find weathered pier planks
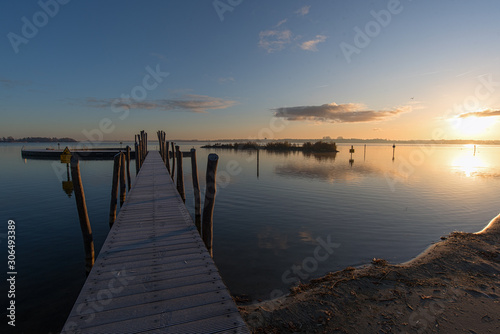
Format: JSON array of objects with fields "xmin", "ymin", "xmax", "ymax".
[{"xmin": 62, "ymin": 151, "xmax": 248, "ymax": 334}]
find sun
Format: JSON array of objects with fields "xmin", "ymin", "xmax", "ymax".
[{"xmin": 454, "ymin": 116, "xmax": 492, "ymax": 137}]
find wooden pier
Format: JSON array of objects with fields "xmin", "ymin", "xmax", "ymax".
[{"xmin": 63, "ymin": 151, "xmax": 249, "ymax": 333}]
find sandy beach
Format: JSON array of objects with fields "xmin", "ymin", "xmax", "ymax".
[{"xmin": 239, "ymin": 214, "xmax": 500, "ymax": 333}]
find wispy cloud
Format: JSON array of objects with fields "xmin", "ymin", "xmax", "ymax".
[
  {"xmin": 259, "ymin": 30, "xmax": 292, "ymax": 53},
  {"xmin": 295, "ymin": 5, "xmax": 310, "ymax": 16},
  {"xmin": 275, "ymin": 19, "xmax": 287, "ymax": 27},
  {"xmin": 0, "ymin": 78, "xmax": 30, "ymax": 88},
  {"xmin": 218, "ymin": 77, "xmax": 235, "ymax": 84},
  {"xmin": 273, "ymin": 102, "xmax": 410, "ymax": 123},
  {"xmin": 83, "ymin": 94, "xmax": 237, "ymax": 113},
  {"xmin": 458, "ymin": 109, "xmax": 500, "ymax": 118},
  {"xmin": 300, "ymin": 35, "xmax": 327, "ymax": 51},
  {"xmin": 150, "ymin": 52, "xmax": 167, "ymax": 61}
]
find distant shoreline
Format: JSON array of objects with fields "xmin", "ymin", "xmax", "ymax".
[
  {"xmin": 3, "ymin": 137, "xmax": 500, "ymax": 145},
  {"xmin": 0, "ymin": 137, "xmax": 77, "ymax": 143}
]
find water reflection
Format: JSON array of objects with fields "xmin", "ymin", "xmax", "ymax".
[
  {"xmin": 302, "ymin": 151, "xmax": 337, "ymax": 162},
  {"xmin": 274, "ymin": 160, "xmax": 381, "ymax": 182},
  {"xmin": 451, "ymin": 154, "xmax": 492, "ymax": 177}
]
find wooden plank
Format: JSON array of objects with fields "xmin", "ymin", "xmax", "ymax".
[{"xmin": 62, "ymin": 151, "xmax": 248, "ymax": 334}]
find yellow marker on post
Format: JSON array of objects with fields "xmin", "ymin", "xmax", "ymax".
[{"xmin": 60, "ymin": 147, "xmax": 72, "ymax": 163}]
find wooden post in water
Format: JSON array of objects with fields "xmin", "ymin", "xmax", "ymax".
[
  {"xmin": 202, "ymin": 153, "xmax": 219, "ymax": 257},
  {"xmin": 109, "ymin": 153, "xmax": 121, "ymax": 228},
  {"xmin": 257, "ymin": 148, "xmax": 260, "ymax": 179},
  {"xmin": 171, "ymin": 142, "xmax": 176, "ymax": 179},
  {"xmin": 165, "ymin": 140, "xmax": 171, "ymax": 174},
  {"xmin": 119, "ymin": 152, "xmax": 126, "ymax": 207},
  {"xmin": 144, "ymin": 132, "xmax": 148, "ymax": 159},
  {"xmin": 190, "ymin": 148, "xmax": 201, "ymax": 233},
  {"xmin": 70, "ymin": 156, "xmax": 95, "ymax": 274},
  {"xmin": 134, "ymin": 138, "xmax": 140, "ymax": 175},
  {"xmin": 176, "ymin": 146, "xmax": 185, "ymax": 203},
  {"xmin": 392, "ymin": 144, "xmax": 396, "ymax": 161},
  {"xmin": 126, "ymin": 146, "xmax": 131, "ymax": 190}
]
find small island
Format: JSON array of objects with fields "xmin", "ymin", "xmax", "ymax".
[
  {"xmin": 1, "ymin": 136, "xmax": 77, "ymax": 143},
  {"xmin": 202, "ymin": 140, "xmax": 338, "ymax": 152}
]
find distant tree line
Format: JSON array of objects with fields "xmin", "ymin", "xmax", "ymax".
[{"xmin": 0, "ymin": 136, "xmax": 77, "ymax": 142}]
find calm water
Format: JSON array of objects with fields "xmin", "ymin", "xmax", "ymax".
[{"xmin": 1, "ymin": 142, "xmax": 500, "ymax": 333}]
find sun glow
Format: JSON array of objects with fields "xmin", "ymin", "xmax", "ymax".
[
  {"xmin": 451, "ymin": 152, "xmax": 489, "ymax": 177},
  {"xmin": 454, "ymin": 116, "xmax": 493, "ymax": 137}
]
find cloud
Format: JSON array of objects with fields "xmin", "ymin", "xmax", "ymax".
[
  {"xmin": 218, "ymin": 77, "xmax": 235, "ymax": 84},
  {"xmin": 150, "ymin": 52, "xmax": 167, "ymax": 61},
  {"xmin": 273, "ymin": 102, "xmax": 410, "ymax": 123},
  {"xmin": 259, "ymin": 30, "xmax": 292, "ymax": 53},
  {"xmin": 0, "ymin": 78, "xmax": 30, "ymax": 88},
  {"xmin": 458, "ymin": 109, "xmax": 500, "ymax": 118},
  {"xmin": 83, "ymin": 94, "xmax": 237, "ymax": 113},
  {"xmin": 300, "ymin": 35, "xmax": 327, "ymax": 51},
  {"xmin": 295, "ymin": 5, "xmax": 310, "ymax": 16},
  {"xmin": 275, "ymin": 19, "xmax": 287, "ymax": 27}
]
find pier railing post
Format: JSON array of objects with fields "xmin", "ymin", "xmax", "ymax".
[
  {"xmin": 165, "ymin": 140, "xmax": 171, "ymax": 174},
  {"xmin": 171, "ymin": 142, "xmax": 176, "ymax": 180},
  {"xmin": 70, "ymin": 156, "xmax": 95, "ymax": 274},
  {"xmin": 126, "ymin": 146, "xmax": 131, "ymax": 190},
  {"xmin": 190, "ymin": 149, "xmax": 201, "ymax": 233},
  {"xmin": 119, "ymin": 152, "xmax": 126, "ymax": 207},
  {"xmin": 109, "ymin": 153, "xmax": 121, "ymax": 228},
  {"xmin": 135, "ymin": 135, "xmax": 140, "ymax": 175},
  {"xmin": 175, "ymin": 145, "xmax": 185, "ymax": 203},
  {"xmin": 202, "ymin": 153, "xmax": 219, "ymax": 257}
]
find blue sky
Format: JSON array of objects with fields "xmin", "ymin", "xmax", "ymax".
[{"xmin": 1, "ymin": 0, "xmax": 500, "ymax": 141}]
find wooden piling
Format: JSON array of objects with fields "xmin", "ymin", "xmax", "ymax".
[
  {"xmin": 109, "ymin": 153, "xmax": 121, "ymax": 228},
  {"xmin": 257, "ymin": 148, "xmax": 260, "ymax": 179},
  {"xmin": 119, "ymin": 152, "xmax": 126, "ymax": 207},
  {"xmin": 126, "ymin": 146, "xmax": 131, "ymax": 190},
  {"xmin": 176, "ymin": 146, "xmax": 185, "ymax": 203},
  {"xmin": 171, "ymin": 142, "xmax": 176, "ymax": 179},
  {"xmin": 190, "ymin": 148, "xmax": 201, "ymax": 233},
  {"xmin": 202, "ymin": 153, "xmax": 219, "ymax": 257},
  {"xmin": 70, "ymin": 156, "xmax": 95, "ymax": 274},
  {"xmin": 134, "ymin": 140, "xmax": 140, "ymax": 175},
  {"xmin": 165, "ymin": 140, "xmax": 171, "ymax": 174}
]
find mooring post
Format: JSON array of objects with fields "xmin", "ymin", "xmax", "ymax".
[
  {"xmin": 126, "ymin": 146, "xmax": 131, "ymax": 190},
  {"xmin": 109, "ymin": 153, "xmax": 121, "ymax": 228},
  {"xmin": 134, "ymin": 140, "xmax": 140, "ymax": 175},
  {"xmin": 119, "ymin": 152, "xmax": 126, "ymax": 207},
  {"xmin": 70, "ymin": 156, "xmax": 95, "ymax": 274},
  {"xmin": 392, "ymin": 144, "xmax": 396, "ymax": 160},
  {"xmin": 202, "ymin": 153, "xmax": 219, "ymax": 257},
  {"xmin": 176, "ymin": 145, "xmax": 185, "ymax": 203},
  {"xmin": 257, "ymin": 148, "xmax": 260, "ymax": 179},
  {"xmin": 190, "ymin": 148, "xmax": 201, "ymax": 233},
  {"xmin": 171, "ymin": 142, "xmax": 176, "ymax": 179},
  {"xmin": 165, "ymin": 140, "xmax": 171, "ymax": 173}
]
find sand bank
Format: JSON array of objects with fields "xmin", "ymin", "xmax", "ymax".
[{"xmin": 239, "ymin": 214, "xmax": 500, "ymax": 333}]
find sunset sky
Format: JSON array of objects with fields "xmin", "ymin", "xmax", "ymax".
[{"xmin": 1, "ymin": 0, "xmax": 500, "ymax": 141}]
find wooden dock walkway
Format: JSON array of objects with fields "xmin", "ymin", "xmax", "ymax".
[{"xmin": 63, "ymin": 151, "xmax": 249, "ymax": 333}]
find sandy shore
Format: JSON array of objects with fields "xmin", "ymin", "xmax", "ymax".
[{"xmin": 239, "ymin": 214, "xmax": 500, "ymax": 333}]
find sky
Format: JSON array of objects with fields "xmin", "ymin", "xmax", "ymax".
[{"xmin": 1, "ymin": 0, "xmax": 500, "ymax": 141}]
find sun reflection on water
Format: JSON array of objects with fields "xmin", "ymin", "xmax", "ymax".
[{"xmin": 451, "ymin": 152, "xmax": 489, "ymax": 177}]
